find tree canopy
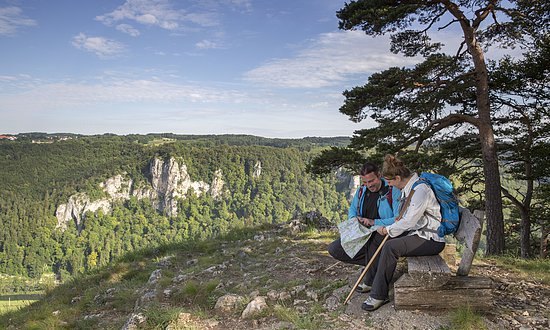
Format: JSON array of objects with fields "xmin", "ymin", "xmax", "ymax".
[{"xmin": 311, "ymin": 0, "xmax": 550, "ymax": 255}]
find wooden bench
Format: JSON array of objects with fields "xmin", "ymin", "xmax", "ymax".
[{"xmin": 393, "ymin": 208, "xmax": 493, "ymax": 310}]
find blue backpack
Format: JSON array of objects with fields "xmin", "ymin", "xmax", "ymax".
[{"xmin": 412, "ymin": 172, "xmax": 460, "ymax": 237}]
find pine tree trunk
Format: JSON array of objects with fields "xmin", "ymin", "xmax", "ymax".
[
  {"xmin": 541, "ymin": 226, "xmax": 549, "ymax": 258},
  {"xmin": 519, "ymin": 208, "xmax": 531, "ymax": 258},
  {"xmin": 465, "ymin": 25, "xmax": 505, "ymax": 255},
  {"xmin": 478, "ymin": 123, "xmax": 505, "ymax": 255}
]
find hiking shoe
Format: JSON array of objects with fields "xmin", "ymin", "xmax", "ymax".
[
  {"xmin": 355, "ymin": 283, "xmax": 372, "ymax": 293},
  {"xmin": 361, "ymin": 296, "xmax": 389, "ymax": 311}
]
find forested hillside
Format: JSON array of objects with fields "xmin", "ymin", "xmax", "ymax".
[{"xmin": 0, "ymin": 134, "xmax": 351, "ymax": 289}]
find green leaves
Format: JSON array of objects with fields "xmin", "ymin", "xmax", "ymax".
[
  {"xmin": 390, "ymin": 30, "xmax": 442, "ymax": 57},
  {"xmin": 337, "ymin": 0, "xmax": 428, "ymax": 35},
  {"xmin": 306, "ymin": 147, "xmax": 365, "ymax": 175}
]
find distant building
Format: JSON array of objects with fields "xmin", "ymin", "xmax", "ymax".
[{"xmin": 0, "ymin": 135, "xmax": 17, "ymax": 140}]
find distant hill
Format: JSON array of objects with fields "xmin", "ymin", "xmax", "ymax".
[{"xmin": 0, "ymin": 134, "xmax": 352, "ymax": 283}]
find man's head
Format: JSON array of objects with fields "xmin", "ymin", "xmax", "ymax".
[{"xmin": 360, "ymin": 162, "xmax": 383, "ymax": 192}]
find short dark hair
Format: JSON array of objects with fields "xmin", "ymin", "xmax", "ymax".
[{"xmin": 360, "ymin": 162, "xmax": 379, "ymax": 176}]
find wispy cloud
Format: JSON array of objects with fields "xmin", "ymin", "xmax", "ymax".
[
  {"xmin": 195, "ymin": 39, "xmax": 220, "ymax": 49},
  {"xmin": 116, "ymin": 23, "xmax": 140, "ymax": 37},
  {"xmin": 0, "ymin": 74, "xmax": 361, "ymax": 137},
  {"xmin": 0, "ymin": 75, "xmax": 249, "ymax": 110},
  {"xmin": 0, "ymin": 6, "xmax": 36, "ymax": 36},
  {"xmin": 226, "ymin": 0, "xmax": 253, "ymax": 12},
  {"xmin": 243, "ymin": 30, "xmax": 420, "ymax": 88},
  {"xmin": 96, "ymin": 0, "xmax": 218, "ymax": 31},
  {"xmin": 72, "ymin": 33, "xmax": 126, "ymax": 58}
]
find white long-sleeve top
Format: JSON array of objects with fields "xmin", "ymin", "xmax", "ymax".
[{"xmin": 386, "ymin": 173, "xmax": 445, "ymax": 243}]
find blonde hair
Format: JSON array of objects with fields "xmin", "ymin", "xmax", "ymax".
[{"xmin": 382, "ymin": 154, "xmax": 411, "ymax": 179}]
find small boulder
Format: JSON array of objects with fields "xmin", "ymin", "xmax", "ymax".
[
  {"xmin": 214, "ymin": 294, "xmax": 245, "ymax": 314},
  {"xmin": 241, "ymin": 296, "xmax": 268, "ymax": 319}
]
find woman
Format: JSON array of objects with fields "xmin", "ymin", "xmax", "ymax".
[{"xmin": 362, "ymin": 155, "xmax": 446, "ymax": 311}]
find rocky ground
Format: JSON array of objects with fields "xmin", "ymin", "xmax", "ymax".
[
  {"xmin": 6, "ymin": 218, "xmax": 548, "ymax": 329},
  {"xmin": 117, "ymin": 219, "xmax": 550, "ymax": 330}
]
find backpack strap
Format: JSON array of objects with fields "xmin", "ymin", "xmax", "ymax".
[
  {"xmin": 394, "ymin": 188, "xmax": 438, "ymax": 234},
  {"xmin": 395, "ymin": 189, "xmax": 415, "ymax": 222},
  {"xmin": 387, "ymin": 186, "xmax": 393, "ymax": 209},
  {"xmin": 356, "ymin": 186, "xmax": 365, "ymax": 216}
]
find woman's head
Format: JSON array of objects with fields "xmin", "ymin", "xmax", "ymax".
[{"xmin": 382, "ymin": 154, "xmax": 412, "ymax": 189}]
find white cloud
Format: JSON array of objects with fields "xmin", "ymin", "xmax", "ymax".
[
  {"xmin": 0, "ymin": 6, "xmax": 36, "ymax": 36},
  {"xmin": 116, "ymin": 23, "xmax": 140, "ymax": 37},
  {"xmin": 95, "ymin": 0, "xmax": 218, "ymax": 30},
  {"xmin": 0, "ymin": 76, "xmax": 249, "ymax": 109},
  {"xmin": 228, "ymin": 0, "xmax": 252, "ymax": 12},
  {"xmin": 195, "ymin": 39, "xmax": 219, "ymax": 49},
  {"xmin": 0, "ymin": 74, "xmax": 362, "ymax": 137},
  {"xmin": 72, "ymin": 33, "xmax": 125, "ymax": 58},
  {"xmin": 243, "ymin": 30, "xmax": 421, "ymax": 88}
]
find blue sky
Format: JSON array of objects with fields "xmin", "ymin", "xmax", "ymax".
[{"xmin": 1, "ymin": 0, "xmax": 431, "ymax": 137}]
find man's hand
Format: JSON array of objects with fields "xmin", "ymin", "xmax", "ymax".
[{"xmin": 357, "ymin": 217, "xmax": 374, "ymax": 228}]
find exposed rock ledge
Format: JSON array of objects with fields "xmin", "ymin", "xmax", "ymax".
[{"xmin": 55, "ymin": 157, "xmax": 227, "ymax": 231}]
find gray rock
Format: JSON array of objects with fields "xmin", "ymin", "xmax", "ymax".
[
  {"xmin": 241, "ymin": 296, "xmax": 268, "ymax": 319},
  {"xmin": 172, "ymin": 274, "xmax": 187, "ymax": 283},
  {"xmin": 122, "ymin": 312, "xmax": 146, "ymax": 330},
  {"xmin": 147, "ymin": 269, "xmax": 162, "ymax": 285},
  {"xmin": 324, "ymin": 296, "xmax": 340, "ymax": 311},
  {"xmin": 214, "ymin": 294, "xmax": 245, "ymax": 314}
]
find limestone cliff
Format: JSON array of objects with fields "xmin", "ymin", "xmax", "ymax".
[
  {"xmin": 55, "ymin": 193, "xmax": 111, "ymax": 232},
  {"xmin": 252, "ymin": 160, "xmax": 262, "ymax": 178},
  {"xmin": 55, "ymin": 157, "xmax": 226, "ymax": 231},
  {"xmin": 334, "ymin": 167, "xmax": 359, "ymax": 202}
]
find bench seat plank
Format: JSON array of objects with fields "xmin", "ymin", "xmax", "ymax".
[
  {"xmin": 394, "ymin": 274, "xmax": 493, "ymax": 310},
  {"xmin": 407, "ymin": 255, "xmax": 451, "ymax": 288}
]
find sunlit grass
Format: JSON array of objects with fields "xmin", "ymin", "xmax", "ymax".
[
  {"xmin": 486, "ymin": 255, "xmax": 550, "ymax": 285},
  {"xmin": 171, "ymin": 279, "xmax": 220, "ymax": 309},
  {"xmin": 0, "ymin": 299, "xmax": 37, "ymax": 315},
  {"xmin": 144, "ymin": 303, "xmax": 185, "ymax": 329},
  {"xmin": 273, "ymin": 303, "xmax": 327, "ymax": 329},
  {"xmin": 448, "ymin": 305, "xmax": 487, "ymax": 330}
]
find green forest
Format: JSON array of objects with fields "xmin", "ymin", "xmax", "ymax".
[{"xmin": 0, "ymin": 134, "xmax": 350, "ymax": 291}]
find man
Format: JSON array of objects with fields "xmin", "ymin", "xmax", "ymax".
[{"xmin": 328, "ymin": 162, "xmax": 400, "ymax": 292}]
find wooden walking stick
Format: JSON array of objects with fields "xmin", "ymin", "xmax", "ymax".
[{"xmin": 343, "ymin": 234, "xmax": 389, "ymax": 305}]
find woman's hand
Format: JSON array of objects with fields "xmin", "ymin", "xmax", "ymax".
[{"xmin": 377, "ymin": 227, "xmax": 388, "ymax": 236}]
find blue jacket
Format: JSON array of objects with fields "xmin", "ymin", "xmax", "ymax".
[{"xmin": 348, "ymin": 179, "xmax": 401, "ymax": 227}]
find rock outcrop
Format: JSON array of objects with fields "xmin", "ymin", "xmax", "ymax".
[
  {"xmin": 252, "ymin": 160, "xmax": 262, "ymax": 178},
  {"xmin": 55, "ymin": 157, "xmax": 226, "ymax": 231},
  {"xmin": 55, "ymin": 193, "xmax": 111, "ymax": 232},
  {"xmin": 334, "ymin": 167, "xmax": 358, "ymax": 201},
  {"xmin": 348, "ymin": 175, "xmax": 360, "ymax": 201}
]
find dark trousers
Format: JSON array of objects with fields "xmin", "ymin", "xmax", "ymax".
[
  {"xmin": 369, "ymin": 235, "xmax": 445, "ymax": 300},
  {"xmin": 327, "ymin": 232, "xmax": 387, "ymax": 285}
]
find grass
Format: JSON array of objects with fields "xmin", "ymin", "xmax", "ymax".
[
  {"xmin": 0, "ymin": 298, "xmax": 37, "ymax": 315},
  {"xmin": 486, "ymin": 255, "xmax": 550, "ymax": 285},
  {"xmin": 144, "ymin": 303, "xmax": 185, "ymax": 329},
  {"xmin": 273, "ymin": 303, "xmax": 327, "ymax": 329},
  {"xmin": 145, "ymin": 138, "xmax": 176, "ymax": 146},
  {"xmin": 447, "ymin": 305, "xmax": 487, "ymax": 330},
  {"xmin": 171, "ymin": 279, "xmax": 220, "ymax": 309},
  {"xmin": 0, "ymin": 225, "xmax": 279, "ymax": 328}
]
